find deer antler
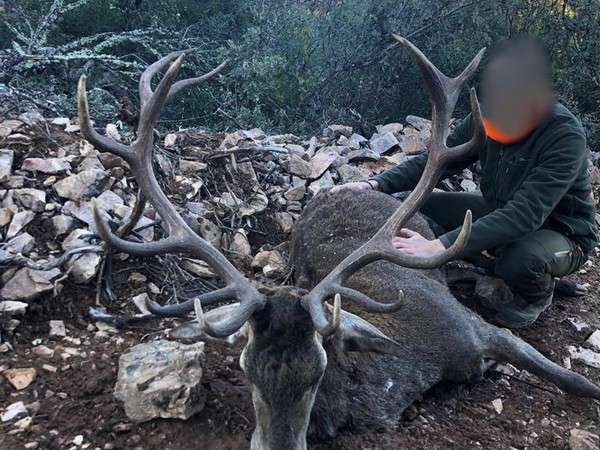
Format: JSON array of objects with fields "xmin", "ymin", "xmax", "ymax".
[
  {"xmin": 303, "ymin": 35, "xmax": 487, "ymax": 335},
  {"xmin": 78, "ymin": 52, "xmax": 266, "ymax": 337}
]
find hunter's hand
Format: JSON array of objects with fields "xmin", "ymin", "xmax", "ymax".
[
  {"xmin": 392, "ymin": 229, "xmax": 445, "ymax": 258},
  {"xmin": 331, "ymin": 180, "xmax": 379, "ymax": 194}
]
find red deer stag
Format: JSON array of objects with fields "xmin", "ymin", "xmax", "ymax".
[{"xmin": 79, "ymin": 36, "xmax": 600, "ymax": 450}]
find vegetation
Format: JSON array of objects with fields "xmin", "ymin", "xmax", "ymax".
[{"xmin": 0, "ymin": 0, "xmax": 598, "ymax": 146}]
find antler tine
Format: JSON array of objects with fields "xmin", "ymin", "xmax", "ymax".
[
  {"xmin": 304, "ymin": 36, "xmax": 485, "ymax": 336},
  {"xmin": 78, "ymin": 52, "xmax": 266, "ymax": 337}
]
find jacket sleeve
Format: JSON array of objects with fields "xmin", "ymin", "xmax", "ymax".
[
  {"xmin": 440, "ymin": 130, "xmax": 588, "ymax": 256},
  {"xmin": 371, "ymin": 115, "xmax": 477, "ymax": 194}
]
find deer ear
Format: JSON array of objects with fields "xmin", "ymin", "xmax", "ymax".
[
  {"xmin": 169, "ymin": 303, "xmax": 248, "ymax": 345},
  {"xmin": 333, "ymin": 310, "xmax": 403, "ymax": 356}
]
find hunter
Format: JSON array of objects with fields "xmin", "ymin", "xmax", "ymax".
[{"xmin": 333, "ymin": 38, "xmax": 598, "ymax": 328}]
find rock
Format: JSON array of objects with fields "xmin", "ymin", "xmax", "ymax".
[
  {"xmin": 12, "ymin": 188, "xmax": 46, "ymax": 212},
  {"xmin": 49, "ymin": 320, "xmax": 67, "ymax": 337},
  {"xmin": 229, "ymin": 229, "xmax": 251, "ymax": 256},
  {"xmin": 405, "ymin": 115, "xmax": 432, "ymax": 131},
  {"xmin": 286, "ymin": 144, "xmax": 307, "ymax": 158},
  {"xmin": 347, "ymin": 149, "xmax": 380, "ymax": 162},
  {"xmin": 376, "ymin": 123, "xmax": 403, "ymax": 135},
  {"xmin": 131, "ymin": 293, "xmax": 151, "ymax": 315},
  {"xmin": 68, "ymin": 253, "xmax": 101, "ymax": 283},
  {"xmin": 460, "ymin": 179, "xmax": 478, "ymax": 192},
  {"xmin": 78, "ymin": 154, "xmax": 105, "ymax": 171},
  {"xmin": 106, "ymin": 123, "xmax": 122, "ymax": 141},
  {"xmin": 370, "ymin": 132, "xmax": 399, "ymax": 155},
  {"xmin": 198, "ymin": 218, "xmax": 222, "ymax": 248},
  {"xmin": 568, "ymin": 346, "xmax": 600, "ymax": 369},
  {"xmin": 0, "ymin": 207, "xmax": 12, "ymax": 226},
  {"xmin": 164, "ymin": 133, "xmax": 177, "ymax": 148},
  {"xmin": 284, "ymin": 184, "xmax": 305, "ymax": 202},
  {"xmin": 32, "ymin": 345, "xmax": 54, "ymax": 358},
  {"xmin": 0, "ymin": 119, "xmax": 23, "ymax": 137},
  {"xmin": 0, "ymin": 268, "xmax": 60, "ymax": 301},
  {"xmin": 5, "ymin": 232, "xmax": 35, "ymax": 254},
  {"xmin": 587, "ymin": 330, "xmax": 600, "ymax": 351},
  {"xmin": 53, "ymin": 169, "xmax": 110, "ymax": 200},
  {"xmin": 308, "ymin": 171, "xmax": 334, "ymax": 195},
  {"xmin": 288, "ymin": 154, "xmax": 313, "ymax": 178},
  {"xmin": 275, "ymin": 212, "xmax": 294, "ymax": 233},
  {"xmin": 180, "ymin": 258, "xmax": 216, "ymax": 278},
  {"xmin": 491, "ymin": 398, "xmax": 503, "ymax": 414},
  {"xmin": 6, "ymin": 210, "xmax": 35, "ymax": 239},
  {"xmin": 567, "ymin": 317, "xmax": 590, "ymax": 332},
  {"xmin": 179, "ymin": 160, "xmax": 208, "ymax": 174},
  {"xmin": 323, "ymin": 125, "xmax": 352, "ymax": 139},
  {"xmin": 0, "ymin": 149, "xmax": 15, "ymax": 182},
  {"xmin": 398, "ymin": 128, "xmax": 427, "ymax": 154},
  {"xmin": 0, "ymin": 301, "xmax": 28, "ymax": 315},
  {"xmin": 570, "ymin": 429, "xmax": 599, "ymax": 450},
  {"xmin": 21, "ymin": 158, "xmax": 71, "ymax": 174},
  {"xmin": 251, "ymin": 250, "xmax": 287, "ymax": 276},
  {"xmin": 51, "ymin": 117, "xmax": 70, "ymax": 127},
  {"xmin": 337, "ymin": 164, "xmax": 363, "ymax": 182},
  {"xmin": 3, "ymin": 368, "xmax": 37, "ymax": 390},
  {"xmin": 14, "ymin": 416, "xmax": 32, "ymax": 430},
  {"xmin": 309, "ymin": 151, "xmax": 339, "ymax": 179},
  {"xmin": 51, "ymin": 215, "xmax": 75, "ymax": 236},
  {"xmin": 1, "ymin": 401, "xmax": 27, "ymax": 422},
  {"xmin": 62, "ymin": 229, "xmax": 92, "ymax": 250},
  {"xmin": 114, "ymin": 340, "xmax": 206, "ymax": 422}
]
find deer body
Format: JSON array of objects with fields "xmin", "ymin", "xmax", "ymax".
[{"xmin": 293, "ymin": 189, "xmax": 600, "ymax": 439}]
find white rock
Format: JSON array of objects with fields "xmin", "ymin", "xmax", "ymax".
[
  {"xmin": 569, "ymin": 429, "xmax": 599, "ymax": 450},
  {"xmin": 12, "ymin": 188, "xmax": 46, "ymax": 212},
  {"xmin": 164, "ymin": 133, "xmax": 177, "ymax": 148},
  {"xmin": 105, "ymin": 123, "xmax": 122, "ymax": 141},
  {"xmin": 52, "ymin": 215, "xmax": 75, "ymax": 236},
  {"xmin": 131, "ymin": 293, "xmax": 151, "ymax": 315},
  {"xmin": 229, "ymin": 229, "xmax": 251, "ymax": 257},
  {"xmin": 460, "ymin": 179, "xmax": 478, "ymax": 192},
  {"xmin": 68, "ymin": 253, "xmax": 101, "ymax": 283},
  {"xmin": 21, "ymin": 158, "xmax": 71, "ymax": 174},
  {"xmin": 568, "ymin": 317, "xmax": 590, "ymax": 332},
  {"xmin": 376, "ymin": 123, "xmax": 403, "ymax": 135},
  {"xmin": 309, "ymin": 150, "xmax": 339, "ymax": 179},
  {"xmin": 0, "ymin": 149, "xmax": 14, "ymax": 182},
  {"xmin": 73, "ymin": 435, "xmax": 84, "ymax": 446},
  {"xmin": 568, "ymin": 345, "xmax": 600, "ymax": 369},
  {"xmin": 491, "ymin": 398, "xmax": 503, "ymax": 414},
  {"xmin": 114, "ymin": 340, "xmax": 206, "ymax": 422},
  {"xmin": 0, "ymin": 301, "xmax": 28, "ymax": 315},
  {"xmin": 308, "ymin": 171, "xmax": 334, "ymax": 196},
  {"xmin": 587, "ymin": 330, "xmax": 600, "ymax": 351},
  {"xmin": 370, "ymin": 132, "xmax": 399, "ymax": 155},
  {"xmin": 53, "ymin": 169, "xmax": 109, "ymax": 200},
  {"xmin": 32, "ymin": 345, "xmax": 54, "ymax": 358},
  {"xmin": 0, "ymin": 268, "xmax": 60, "ymax": 301},
  {"xmin": 5, "ymin": 232, "xmax": 35, "ymax": 254},
  {"xmin": 1, "ymin": 401, "xmax": 27, "ymax": 422},
  {"xmin": 6, "ymin": 210, "xmax": 35, "ymax": 239},
  {"xmin": 49, "ymin": 320, "xmax": 67, "ymax": 337}
]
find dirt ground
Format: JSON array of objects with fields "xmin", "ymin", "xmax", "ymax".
[{"xmin": 1, "ymin": 242, "xmax": 599, "ymax": 450}]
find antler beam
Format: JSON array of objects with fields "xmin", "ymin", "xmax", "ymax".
[{"xmin": 303, "ymin": 35, "xmax": 487, "ymax": 335}]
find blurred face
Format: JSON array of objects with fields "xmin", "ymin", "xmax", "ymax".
[{"xmin": 481, "ymin": 39, "xmax": 554, "ymax": 143}]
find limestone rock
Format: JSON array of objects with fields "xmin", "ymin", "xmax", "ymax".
[
  {"xmin": 0, "ymin": 149, "xmax": 15, "ymax": 182},
  {"xmin": 53, "ymin": 169, "xmax": 110, "ymax": 200},
  {"xmin": 0, "ymin": 301, "xmax": 28, "ymax": 315},
  {"xmin": 587, "ymin": 330, "xmax": 600, "ymax": 351},
  {"xmin": 21, "ymin": 158, "xmax": 71, "ymax": 174},
  {"xmin": 114, "ymin": 340, "xmax": 206, "ymax": 422},
  {"xmin": 376, "ymin": 123, "xmax": 403, "ymax": 135},
  {"xmin": 309, "ymin": 150, "xmax": 339, "ymax": 179},
  {"xmin": 5, "ymin": 232, "xmax": 35, "ymax": 255},
  {"xmin": 1, "ymin": 401, "xmax": 27, "ymax": 422},
  {"xmin": 51, "ymin": 215, "xmax": 75, "ymax": 236},
  {"xmin": 3, "ymin": 368, "xmax": 37, "ymax": 390},
  {"xmin": 6, "ymin": 211, "xmax": 35, "ymax": 239},
  {"xmin": 12, "ymin": 188, "xmax": 46, "ymax": 212},
  {"xmin": 288, "ymin": 154, "xmax": 313, "ymax": 178},
  {"xmin": 67, "ymin": 253, "xmax": 101, "ymax": 283},
  {"xmin": 570, "ymin": 429, "xmax": 599, "ymax": 450},
  {"xmin": 308, "ymin": 171, "xmax": 334, "ymax": 195},
  {"xmin": 323, "ymin": 124, "xmax": 352, "ymax": 139},
  {"xmin": 337, "ymin": 164, "xmax": 363, "ymax": 182},
  {"xmin": 49, "ymin": 319, "xmax": 66, "ymax": 337},
  {"xmin": 229, "ymin": 229, "xmax": 251, "ymax": 256},
  {"xmin": 370, "ymin": 132, "xmax": 399, "ymax": 155},
  {"xmin": 0, "ymin": 268, "xmax": 60, "ymax": 301},
  {"xmin": 568, "ymin": 346, "xmax": 600, "ymax": 369},
  {"xmin": 460, "ymin": 179, "xmax": 478, "ymax": 192}
]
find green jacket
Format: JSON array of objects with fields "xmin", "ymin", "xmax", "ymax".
[{"xmin": 373, "ymin": 103, "xmax": 598, "ymax": 257}]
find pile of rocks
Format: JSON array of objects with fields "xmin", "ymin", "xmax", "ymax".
[{"xmin": 0, "ymin": 113, "xmax": 442, "ymax": 305}]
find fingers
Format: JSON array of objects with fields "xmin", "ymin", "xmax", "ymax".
[
  {"xmin": 398, "ymin": 228, "xmax": 419, "ymax": 238},
  {"xmin": 331, "ymin": 181, "xmax": 371, "ymax": 193}
]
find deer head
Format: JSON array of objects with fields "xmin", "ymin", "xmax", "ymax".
[{"xmin": 77, "ymin": 36, "xmax": 485, "ymax": 449}]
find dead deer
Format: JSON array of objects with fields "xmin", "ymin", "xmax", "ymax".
[{"xmin": 78, "ymin": 36, "xmax": 600, "ymax": 450}]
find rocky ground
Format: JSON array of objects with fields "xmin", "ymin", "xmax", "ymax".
[{"xmin": 0, "ymin": 114, "xmax": 599, "ymax": 450}]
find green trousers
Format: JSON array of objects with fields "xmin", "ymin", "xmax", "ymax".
[{"xmin": 421, "ymin": 191, "xmax": 585, "ymax": 305}]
